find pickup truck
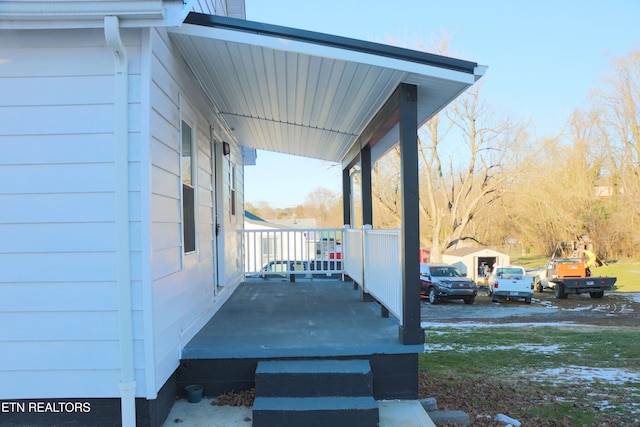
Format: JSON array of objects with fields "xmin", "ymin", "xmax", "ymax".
[
  {"xmin": 487, "ymin": 266, "xmax": 534, "ymax": 304},
  {"xmin": 532, "ymin": 257, "xmax": 616, "ymax": 299}
]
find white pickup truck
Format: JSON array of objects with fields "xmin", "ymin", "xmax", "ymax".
[{"xmin": 487, "ymin": 266, "xmax": 534, "ymax": 304}]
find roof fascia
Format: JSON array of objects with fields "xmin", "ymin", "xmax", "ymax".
[
  {"xmin": 171, "ymin": 16, "xmax": 479, "ymax": 89},
  {"xmin": 184, "ymin": 12, "xmax": 479, "ymax": 75}
]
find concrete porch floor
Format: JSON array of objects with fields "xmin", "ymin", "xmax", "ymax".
[{"xmin": 183, "ymin": 279, "xmax": 424, "ymax": 359}]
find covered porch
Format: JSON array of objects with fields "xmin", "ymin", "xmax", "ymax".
[
  {"xmin": 168, "ymin": 12, "xmax": 484, "ymax": 425},
  {"xmin": 178, "ymin": 280, "xmax": 422, "ymax": 400},
  {"xmin": 170, "ymin": 13, "xmax": 484, "ymax": 345}
]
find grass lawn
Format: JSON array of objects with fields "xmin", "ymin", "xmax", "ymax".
[{"xmin": 420, "ymin": 326, "xmax": 640, "ymax": 426}]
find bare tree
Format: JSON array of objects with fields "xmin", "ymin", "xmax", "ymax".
[
  {"xmin": 304, "ymin": 187, "xmax": 342, "ymax": 227},
  {"xmin": 588, "ymin": 48, "xmax": 640, "ymax": 256},
  {"xmin": 419, "ymin": 84, "xmax": 538, "ymax": 261},
  {"xmin": 371, "ymin": 148, "xmax": 402, "ymax": 228}
]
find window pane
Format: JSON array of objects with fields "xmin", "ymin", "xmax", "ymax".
[
  {"xmin": 182, "ymin": 121, "xmax": 193, "ymax": 187},
  {"xmin": 183, "ymin": 184, "xmax": 195, "ymax": 252}
]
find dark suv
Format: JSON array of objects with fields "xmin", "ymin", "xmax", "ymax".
[{"xmin": 420, "ymin": 263, "xmax": 477, "ymax": 305}]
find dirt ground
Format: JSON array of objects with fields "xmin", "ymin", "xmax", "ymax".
[
  {"xmin": 419, "ymin": 291, "xmax": 640, "ymax": 426},
  {"xmin": 421, "ymin": 290, "xmax": 640, "ymax": 327}
]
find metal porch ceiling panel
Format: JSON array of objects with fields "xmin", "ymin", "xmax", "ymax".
[{"xmin": 169, "ymin": 14, "xmax": 484, "ymax": 163}]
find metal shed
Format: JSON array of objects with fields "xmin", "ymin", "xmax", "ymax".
[{"xmin": 442, "ymin": 247, "xmax": 510, "ymax": 283}]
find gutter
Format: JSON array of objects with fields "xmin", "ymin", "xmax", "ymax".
[
  {"xmin": 104, "ymin": 16, "xmax": 137, "ymax": 427},
  {"xmin": 0, "ymin": 1, "xmax": 164, "ymax": 20}
]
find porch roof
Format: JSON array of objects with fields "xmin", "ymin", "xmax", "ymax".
[{"xmin": 169, "ymin": 13, "xmax": 485, "ymax": 164}]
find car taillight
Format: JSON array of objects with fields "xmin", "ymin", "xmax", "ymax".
[
  {"xmin": 530, "ymin": 284, "xmax": 534, "ymax": 290},
  {"xmin": 493, "ymin": 282, "xmax": 498, "ymax": 288}
]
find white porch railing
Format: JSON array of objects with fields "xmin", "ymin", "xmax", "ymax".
[
  {"xmin": 361, "ymin": 228, "xmax": 402, "ymax": 323},
  {"xmin": 243, "ymin": 228, "xmax": 344, "ymax": 276},
  {"xmin": 242, "ymin": 226, "xmax": 404, "ymax": 324}
]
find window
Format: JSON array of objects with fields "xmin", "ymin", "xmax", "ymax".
[
  {"xmin": 182, "ymin": 120, "xmax": 196, "ymax": 253},
  {"xmin": 229, "ymin": 163, "xmax": 236, "ymax": 217}
]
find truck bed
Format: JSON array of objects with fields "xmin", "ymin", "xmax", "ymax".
[{"xmin": 551, "ymin": 276, "xmax": 616, "ymax": 298}]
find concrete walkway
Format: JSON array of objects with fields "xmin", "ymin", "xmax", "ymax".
[{"xmin": 162, "ymin": 397, "xmax": 435, "ymax": 427}]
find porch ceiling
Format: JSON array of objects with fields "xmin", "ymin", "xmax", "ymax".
[{"xmin": 169, "ymin": 13, "xmax": 485, "ymax": 163}]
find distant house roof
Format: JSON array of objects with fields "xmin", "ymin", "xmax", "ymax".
[
  {"xmin": 243, "ymin": 211, "xmax": 318, "ymax": 229},
  {"xmin": 244, "ymin": 210, "xmax": 266, "ymax": 222},
  {"xmin": 269, "ymin": 218, "xmax": 318, "ymax": 229}
]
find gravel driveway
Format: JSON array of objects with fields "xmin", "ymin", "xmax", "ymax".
[{"xmin": 421, "ymin": 291, "xmax": 640, "ymax": 327}]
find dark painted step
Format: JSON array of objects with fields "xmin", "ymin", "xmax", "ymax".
[
  {"xmin": 255, "ymin": 359, "xmax": 373, "ymax": 397},
  {"xmin": 253, "ymin": 396, "xmax": 379, "ymax": 427}
]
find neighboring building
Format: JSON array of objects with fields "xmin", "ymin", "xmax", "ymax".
[
  {"xmin": 1, "ymin": 1, "xmax": 484, "ymax": 425},
  {"xmin": 243, "ymin": 211, "xmax": 339, "ymax": 271},
  {"xmin": 443, "ymin": 247, "xmax": 510, "ymax": 282}
]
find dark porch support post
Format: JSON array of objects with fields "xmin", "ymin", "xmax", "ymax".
[
  {"xmin": 361, "ymin": 146, "xmax": 373, "ymax": 227},
  {"xmin": 398, "ymin": 83, "xmax": 423, "ymax": 345},
  {"xmin": 360, "ymin": 145, "xmax": 375, "ymax": 301},
  {"xmin": 342, "ymin": 166, "xmax": 351, "ymax": 227}
]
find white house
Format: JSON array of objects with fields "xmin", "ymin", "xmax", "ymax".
[
  {"xmin": 0, "ymin": 1, "xmax": 484, "ymax": 425},
  {"xmin": 1, "ymin": 2, "xmax": 247, "ymax": 425},
  {"xmin": 243, "ymin": 211, "xmax": 342, "ymax": 274}
]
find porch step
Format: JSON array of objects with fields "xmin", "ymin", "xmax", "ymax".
[
  {"xmin": 255, "ymin": 359, "xmax": 373, "ymax": 397},
  {"xmin": 253, "ymin": 397, "xmax": 379, "ymax": 427},
  {"xmin": 253, "ymin": 359, "xmax": 379, "ymax": 427}
]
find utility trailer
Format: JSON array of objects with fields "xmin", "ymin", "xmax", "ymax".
[
  {"xmin": 532, "ymin": 237, "xmax": 617, "ymax": 299},
  {"xmin": 549, "ymin": 261, "xmax": 616, "ymax": 299}
]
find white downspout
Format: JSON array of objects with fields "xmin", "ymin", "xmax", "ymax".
[{"xmin": 104, "ymin": 16, "xmax": 137, "ymax": 427}]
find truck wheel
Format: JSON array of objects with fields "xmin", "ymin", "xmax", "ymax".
[
  {"xmin": 554, "ymin": 284, "xmax": 567, "ymax": 299},
  {"xmin": 491, "ymin": 294, "xmax": 498, "ymax": 303},
  {"xmin": 463, "ymin": 297, "xmax": 475, "ymax": 305},
  {"xmin": 537, "ymin": 282, "xmax": 544, "ymax": 293},
  {"xmin": 590, "ymin": 291, "xmax": 604, "ymax": 299},
  {"xmin": 429, "ymin": 287, "xmax": 439, "ymax": 305},
  {"xmin": 524, "ymin": 297, "xmax": 532, "ymax": 304}
]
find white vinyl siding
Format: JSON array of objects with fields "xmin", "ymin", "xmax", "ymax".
[
  {"xmin": 0, "ymin": 27, "xmax": 145, "ymax": 398},
  {"xmin": 0, "ymin": 16, "xmax": 246, "ymax": 403},
  {"xmin": 149, "ymin": 27, "xmax": 242, "ymax": 395}
]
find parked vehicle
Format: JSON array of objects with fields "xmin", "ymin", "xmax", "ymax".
[
  {"xmin": 531, "ymin": 238, "xmax": 616, "ymax": 299},
  {"xmin": 250, "ymin": 260, "xmax": 343, "ymax": 280},
  {"xmin": 253, "ymin": 260, "xmax": 311, "ymax": 280},
  {"xmin": 420, "ymin": 263, "xmax": 477, "ymax": 305},
  {"xmin": 487, "ymin": 266, "xmax": 534, "ymax": 303}
]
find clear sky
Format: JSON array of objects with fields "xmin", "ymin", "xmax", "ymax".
[{"xmin": 243, "ymin": 0, "xmax": 640, "ymax": 208}]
